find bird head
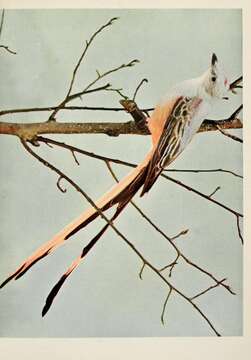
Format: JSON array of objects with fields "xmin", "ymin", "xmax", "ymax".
[{"xmin": 202, "ymin": 53, "xmax": 229, "ymax": 100}]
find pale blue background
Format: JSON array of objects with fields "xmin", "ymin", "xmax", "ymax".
[{"xmin": 0, "ymin": 9, "xmax": 242, "ymax": 337}]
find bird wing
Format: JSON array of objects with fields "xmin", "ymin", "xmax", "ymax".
[{"xmin": 141, "ymin": 96, "xmax": 202, "ymax": 196}]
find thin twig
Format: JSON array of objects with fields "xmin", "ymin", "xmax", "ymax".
[
  {"xmin": 48, "ymin": 17, "xmax": 119, "ymax": 120},
  {"xmin": 0, "ymin": 9, "xmax": 5, "ymax": 39},
  {"xmin": 216, "ymin": 124, "xmax": 243, "ymax": 143},
  {"xmin": 165, "ymin": 168, "xmax": 242, "ymax": 179},
  {"xmin": 105, "ymin": 86, "xmax": 128, "ymax": 99},
  {"xmin": 0, "ymin": 10, "xmax": 17, "ymax": 55},
  {"xmin": 71, "ymin": 150, "xmax": 80, "ymax": 165},
  {"xmin": 159, "ymin": 255, "xmax": 180, "ymax": 278},
  {"xmin": 236, "ymin": 215, "xmax": 243, "ymax": 244},
  {"xmin": 133, "ymin": 78, "xmax": 148, "ymax": 101},
  {"xmin": 139, "ymin": 261, "xmax": 146, "ymax": 280},
  {"xmin": 161, "ymin": 287, "xmax": 173, "ymax": 325},
  {"xmin": 67, "ymin": 17, "xmax": 118, "ymax": 98},
  {"xmin": 0, "ymin": 105, "xmax": 133, "ymax": 116},
  {"xmin": 84, "ymin": 59, "xmax": 139, "ymax": 93},
  {"xmin": 0, "ymin": 44, "xmax": 17, "ymax": 55},
  {"xmin": 56, "ymin": 176, "xmax": 67, "ymax": 193},
  {"xmin": 229, "ymin": 105, "xmax": 243, "ymax": 119},
  {"xmin": 159, "ymin": 260, "xmax": 178, "ymax": 273},
  {"xmin": 48, "ymin": 18, "xmax": 138, "ymax": 121},
  {"xmin": 162, "ymin": 173, "xmax": 242, "ymax": 218},
  {"xmin": 229, "ymin": 76, "xmax": 243, "ymax": 93},
  {"xmin": 170, "ymin": 229, "xmax": 189, "ymax": 241},
  {"xmin": 69, "ymin": 83, "xmax": 112, "ymax": 100},
  {"xmin": 190, "ymin": 278, "xmax": 227, "ymax": 300},
  {"xmin": 208, "ymin": 186, "xmax": 221, "ymax": 198}
]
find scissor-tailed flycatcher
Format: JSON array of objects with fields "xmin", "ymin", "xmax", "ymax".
[{"xmin": 1, "ymin": 54, "xmax": 230, "ymax": 315}]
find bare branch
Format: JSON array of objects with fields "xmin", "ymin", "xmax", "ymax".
[
  {"xmin": 48, "ymin": 18, "xmax": 139, "ymax": 121},
  {"xmin": 48, "ymin": 17, "xmax": 119, "ymax": 120},
  {"xmin": 36, "ymin": 136, "xmax": 242, "ymax": 249},
  {"xmin": 0, "ymin": 116, "xmax": 242, "ymax": 139},
  {"xmin": 104, "ymin": 158, "xmax": 234, "ymax": 295},
  {"xmin": 161, "ymin": 173, "xmax": 242, "ymax": 218},
  {"xmin": 67, "ymin": 17, "xmax": 118, "ymax": 97},
  {"xmin": 20, "ymin": 138, "xmax": 222, "ymax": 336}
]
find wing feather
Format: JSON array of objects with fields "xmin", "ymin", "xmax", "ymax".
[{"xmin": 141, "ymin": 96, "xmax": 201, "ymax": 196}]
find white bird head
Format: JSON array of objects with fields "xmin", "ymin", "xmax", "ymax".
[{"xmin": 201, "ymin": 53, "xmax": 229, "ymax": 100}]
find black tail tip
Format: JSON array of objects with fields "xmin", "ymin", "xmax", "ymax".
[
  {"xmin": 0, "ymin": 276, "xmax": 13, "ymax": 289},
  {"xmin": 140, "ymin": 186, "xmax": 149, "ymax": 197},
  {"xmin": 41, "ymin": 306, "xmax": 48, "ymax": 317}
]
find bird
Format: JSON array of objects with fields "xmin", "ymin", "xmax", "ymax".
[{"xmin": 0, "ymin": 53, "xmax": 230, "ymax": 316}]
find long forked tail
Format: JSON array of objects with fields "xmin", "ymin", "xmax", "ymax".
[
  {"xmin": 42, "ymin": 180, "xmax": 135, "ymax": 316},
  {"xmin": 0, "ymin": 149, "xmax": 154, "ymax": 290}
]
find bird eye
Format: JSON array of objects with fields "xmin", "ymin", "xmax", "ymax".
[{"xmin": 211, "ymin": 76, "xmax": 216, "ymax": 82}]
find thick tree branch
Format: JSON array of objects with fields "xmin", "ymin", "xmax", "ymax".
[{"xmin": 0, "ymin": 116, "xmax": 242, "ymax": 139}]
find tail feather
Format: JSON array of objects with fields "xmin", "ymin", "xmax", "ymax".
[
  {"xmin": 42, "ymin": 222, "xmax": 110, "ymax": 317},
  {"xmin": 0, "ymin": 96, "xmax": 180, "ymax": 290},
  {"xmin": 0, "ymin": 150, "xmax": 153, "ymax": 289},
  {"xmin": 42, "ymin": 166, "xmax": 149, "ymax": 315},
  {"xmin": 42, "ymin": 206, "xmax": 122, "ymax": 316}
]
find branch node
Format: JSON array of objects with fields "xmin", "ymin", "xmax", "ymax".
[{"xmin": 120, "ymin": 99, "xmax": 148, "ymax": 130}]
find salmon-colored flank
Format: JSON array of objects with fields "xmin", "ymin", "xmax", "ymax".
[{"xmin": 147, "ymin": 97, "xmax": 179, "ymax": 146}]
